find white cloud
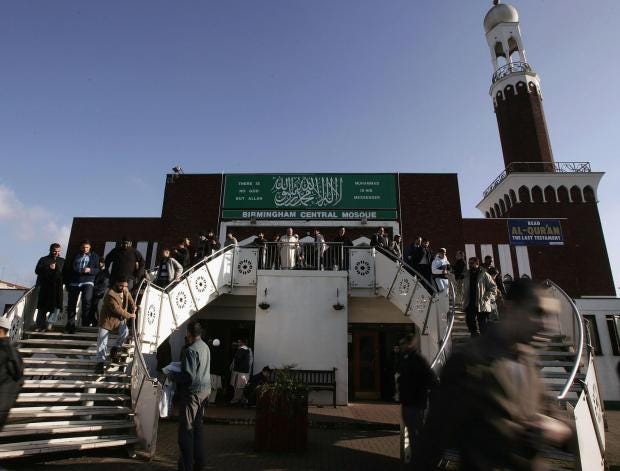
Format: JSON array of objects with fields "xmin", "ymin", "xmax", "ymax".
[{"xmin": 0, "ymin": 184, "xmax": 70, "ymax": 245}]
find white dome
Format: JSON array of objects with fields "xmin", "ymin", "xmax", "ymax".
[{"xmin": 484, "ymin": 3, "xmax": 519, "ymax": 33}]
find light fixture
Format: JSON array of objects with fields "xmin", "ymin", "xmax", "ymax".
[
  {"xmin": 172, "ymin": 165, "xmax": 184, "ymax": 174},
  {"xmin": 333, "ymin": 288, "xmax": 344, "ymax": 311},
  {"xmin": 361, "ymin": 216, "xmax": 368, "ymax": 225},
  {"xmin": 258, "ymin": 288, "xmax": 270, "ymax": 310}
]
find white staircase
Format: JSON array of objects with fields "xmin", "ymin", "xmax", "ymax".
[{"xmin": 0, "ymin": 327, "xmax": 137, "ymax": 460}]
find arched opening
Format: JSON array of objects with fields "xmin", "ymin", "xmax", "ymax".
[
  {"xmin": 584, "ymin": 186, "xmax": 596, "ymax": 203},
  {"xmin": 485, "ymin": 211, "xmax": 491, "ymax": 219},
  {"xmin": 544, "ymin": 186, "xmax": 557, "ymax": 203},
  {"xmin": 509, "ymin": 189, "xmax": 517, "ymax": 205},
  {"xmin": 518, "ymin": 185, "xmax": 531, "ymax": 203},
  {"xmin": 570, "ymin": 185, "xmax": 583, "ymax": 203},
  {"xmin": 490, "ymin": 207, "xmax": 497, "ymax": 218},
  {"xmin": 557, "ymin": 186, "xmax": 569, "ymax": 203},
  {"xmin": 494, "ymin": 203, "xmax": 502, "ymax": 217},
  {"xmin": 531, "ymin": 186, "xmax": 543, "ymax": 203},
  {"xmin": 504, "ymin": 194, "xmax": 512, "ymax": 210},
  {"xmin": 499, "ymin": 199, "xmax": 506, "ymax": 214},
  {"xmin": 508, "ymin": 37, "xmax": 520, "ymax": 61}
]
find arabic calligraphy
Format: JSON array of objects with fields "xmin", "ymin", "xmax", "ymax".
[{"xmin": 272, "ymin": 176, "xmax": 343, "ymax": 208}]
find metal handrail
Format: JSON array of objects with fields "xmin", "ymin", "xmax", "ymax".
[
  {"xmin": 492, "ymin": 61, "xmax": 532, "ymax": 83},
  {"xmin": 132, "ymin": 277, "xmax": 155, "ymax": 383},
  {"xmin": 545, "ymin": 279, "xmax": 585, "ymax": 400},
  {"xmin": 483, "ymin": 161, "xmax": 592, "ymax": 197},
  {"xmin": 430, "ymin": 280, "xmax": 456, "ymax": 370},
  {"xmin": 160, "ymin": 244, "xmax": 235, "ymax": 291}
]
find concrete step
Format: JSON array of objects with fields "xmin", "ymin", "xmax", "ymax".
[
  {"xmin": 541, "ymin": 371, "xmax": 585, "ymax": 380},
  {"xmin": 536, "ymin": 351, "xmax": 576, "ymax": 357},
  {"xmin": 25, "ymin": 331, "xmax": 102, "ymax": 339},
  {"xmin": 23, "ymin": 380, "xmax": 130, "ymax": 389},
  {"xmin": 538, "ymin": 361, "xmax": 575, "ymax": 368},
  {"xmin": 22, "ymin": 358, "xmax": 123, "ymax": 367},
  {"xmin": 0, "ymin": 420, "xmax": 133, "ymax": 439},
  {"xmin": 23, "ymin": 368, "xmax": 129, "ymax": 377},
  {"xmin": 16, "ymin": 393, "xmax": 130, "ymax": 404},
  {"xmin": 0, "ymin": 434, "xmax": 138, "ymax": 459},
  {"xmin": 8, "ymin": 405, "xmax": 133, "ymax": 419},
  {"xmin": 18, "ymin": 348, "xmax": 132, "ymax": 356},
  {"xmin": 18, "ymin": 339, "xmax": 106, "ymax": 347}
]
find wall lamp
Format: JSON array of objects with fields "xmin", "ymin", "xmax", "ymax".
[
  {"xmin": 258, "ymin": 288, "xmax": 270, "ymax": 310},
  {"xmin": 333, "ymin": 288, "xmax": 344, "ymax": 311}
]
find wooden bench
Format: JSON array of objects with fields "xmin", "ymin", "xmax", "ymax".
[{"xmin": 269, "ymin": 368, "xmax": 337, "ymax": 407}]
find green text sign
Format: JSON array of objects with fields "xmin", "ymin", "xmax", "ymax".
[{"xmin": 223, "ymin": 174, "xmax": 397, "ymax": 210}]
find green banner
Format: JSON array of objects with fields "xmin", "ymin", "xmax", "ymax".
[
  {"xmin": 221, "ymin": 209, "xmax": 398, "ymax": 220},
  {"xmin": 223, "ymin": 174, "xmax": 397, "ymax": 210}
]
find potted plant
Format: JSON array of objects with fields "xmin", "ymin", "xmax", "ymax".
[{"xmin": 254, "ymin": 365, "xmax": 308, "ymax": 452}]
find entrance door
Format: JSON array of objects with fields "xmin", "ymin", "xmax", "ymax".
[{"xmin": 353, "ymin": 331, "xmax": 381, "ymax": 400}]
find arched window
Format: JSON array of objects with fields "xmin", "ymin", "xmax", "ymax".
[
  {"xmin": 485, "ymin": 211, "xmax": 491, "ymax": 218},
  {"xmin": 499, "ymin": 199, "xmax": 506, "ymax": 214},
  {"xmin": 490, "ymin": 207, "xmax": 497, "ymax": 218},
  {"xmin": 531, "ymin": 186, "xmax": 543, "ymax": 203},
  {"xmin": 504, "ymin": 194, "xmax": 512, "ymax": 210},
  {"xmin": 509, "ymin": 189, "xmax": 517, "ymax": 205},
  {"xmin": 557, "ymin": 186, "xmax": 569, "ymax": 203},
  {"xmin": 570, "ymin": 185, "xmax": 583, "ymax": 203},
  {"xmin": 494, "ymin": 203, "xmax": 502, "ymax": 217},
  {"xmin": 584, "ymin": 186, "xmax": 596, "ymax": 203},
  {"xmin": 544, "ymin": 185, "xmax": 557, "ymax": 203},
  {"xmin": 518, "ymin": 185, "xmax": 531, "ymax": 203}
]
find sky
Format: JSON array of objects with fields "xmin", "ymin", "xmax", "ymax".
[{"xmin": 0, "ymin": 1, "xmax": 618, "ymax": 291}]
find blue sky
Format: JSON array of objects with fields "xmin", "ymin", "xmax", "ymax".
[{"xmin": 0, "ymin": 1, "xmax": 618, "ymax": 291}]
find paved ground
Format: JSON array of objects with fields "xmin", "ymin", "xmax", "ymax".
[{"xmin": 4, "ymin": 405, "xmax": 620, "ymax": 470}]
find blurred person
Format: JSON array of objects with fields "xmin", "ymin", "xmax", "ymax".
[
  {"xmin": 405, "ymin": 236, "xmax": 423, "ymax": 267},
  {"xmin": 196, "ymin": 230, "xmax": 220, "ymax": 259},
  {"xmin": 266, "ymin": 233, "xmax": 280, "ymax": 269},
  {"xmin": 171, "ymin": 239, "xmax": 191, "ymax": 270},
  {"xmin": 416, "ymin": 239, "xmax": 433, "ymax": 283},
  {"xmin": 230, "ymin": 338, "xmax": 253, "ymax": 405},
  {"xmin": 483, "ymin": 255, "xmax": 507, "ymax": 297},
  {"xmin": 453, "ymin": 251, "xmax": 466, "ymax": 305},
  {"xmin": 411, "ymin": 279, "xmax": 573, "ymax": 470},
  {"xmin": 224, "ymin": 232, "xmax": 238, "ymax": 247},
  {"xmin": 208, "ymin": 338, "xmax": 226, "ymax": 405},
  {"xmin": 95, "ymin": 279, "xmax": 136, "ymax": 375},
  {"xmin": 398, "ymin": 329, "xmax": 437, "ymax": 446},
  {"xmin": 0, "ymin": 316, "xmax": 23, "ymax": 431},
  {"xmin": 183, "ymin": 237, "xmax": 194, "ymax": 267},
  {"xmin": 244, "ymin": 365, "xmax": 273, "ymax": 406},
  {"xmin": 89, "ymin": 256, "xmax": 110, "ymax": 326},
  {"xmin": 253, "ymin": 232, "xmax": 268, "ymax": 269},
  {"xmin": 34, "ymin": 243, "xmax": 65, "ymax": 332},
  {"xmin": 390, "ymin": 234, "xmax": 403, "ymax": 259},
  {"xmin": 462, "ymin": 257, "xmax": 497, "ymax": 337},
  {"xmin": 65, "ymin": 239, "xmax": 100, "ymax": 330},
  {"xmin": 370, "ymin": 226, "xmax": 389, "ymax": 251},
  {"xmin": 431, "ymin": 248, "xmax": 450, "ymax": 293},
  {"xmin": 155, "ymin": 248, "xmax": 183, "ymax": 287},
  {"xmin": 313, "ymin": 228, "xmax": 327, "ymax": 269},
  {"xmin": 169, "ymin": 321, "xmax": 211, "ymax": 471},
  {"xmin": 333, "ymin": 226, "xmax": 353, "ymax": 270}
]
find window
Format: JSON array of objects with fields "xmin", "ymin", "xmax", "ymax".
[
  {"xmin": 606, "ymin": 315, "xmax": 620, "ymax": 356},
  {"xmin": 583, "ymin": 315, "xmax": 602, "ymax": 356}
]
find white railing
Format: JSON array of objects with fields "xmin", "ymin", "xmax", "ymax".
[
  {"xmin": 3, "ymin": 286, "xmax": 38, "ymax": 341},
  {"xmin": 545, "ymin": 279, "xmax": 606, "ymax": 470}
]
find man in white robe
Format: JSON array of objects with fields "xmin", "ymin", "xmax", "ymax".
[
  {"xmin": 431, "ymin": 248, "xmax": 451, "ymax": 292},
  {"xmin": 279, "ymin": 228, "xmax": 299, "ymax": 269}
]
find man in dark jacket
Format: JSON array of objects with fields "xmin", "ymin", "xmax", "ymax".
[
  {"xmin": 370, "ymin": 227, "xmax": 389, "ymax": 251},
  {"xmin": 411, "ymin": 279, "xmax": 573, "ymax": 470},
  {"xmin": 105, "ymin": 237, "xmax": 145, "ymax": 292},
  {"xmin": 398, "ymin": 330, "xmax": 437, "ymax": 447},
  {"xmin": 253, "ymin": 232, "xmax": 268, "ymax": 269},
  {"xmin": 333, "ymin": 226, "xmax": 353, "ymax": 270},
  {"xmin": 170, "ymin": 321, "xmax": 211, "ymax": 471},
  {"xmin": 230, "ymin": 339, "xmax": 253, "ymax": 405},
  {"xmin": 34, "ymin": 243, "xmax": 65, "ymax": 332},
  {"xmin": 65, "ymin": 239, "xmax": 100, "ymax": 331},
  {"xmin": 172, "ymin": 239, "xmax": 191, "ymax": 270},
  {"xmin": 89, "ymin": 257, "xmax": 109, "ymax": 325},
  {"xmin": 0, "ymin": 317, "xmax": 23, "ymax": 431}
]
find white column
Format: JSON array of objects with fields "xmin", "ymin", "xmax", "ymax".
[
  {"xmin": 515, "ymin": 246, "xmax": 532, "ymax": 278},
  {"xmin": 498, "ymin": 244, "xmax": 514, "ymax": 279},
  {"xmin": 465, "ymin": 244, "xmax": 476, "ymax": 261},
  {"xmin": 150, "ymin": 242, "xmax": 159, "ymax": 269},
  {"xmin": 136, "ymin": 241, "xmax": 148, "ymax": 260}
]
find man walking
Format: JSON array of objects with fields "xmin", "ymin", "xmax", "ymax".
[
  {"xmin": 65, "ymin": 239, "xmax": 100, "ymax": 331},
  {"xmin": 462, "ymin": 256, "xmax": 497, "ymax": 336},
  {"xmin": 170, "ymin": 321, "xmax": 211, "ymax": 471},
  {"xmin": 333, "ymin": 226, "xmax": 353, "ymax": 270},
  {"xmin": 230, "ymin": 338, "xmax": 253, "ymax": 405},
  {"xmin": 0, "ymin": 317, "xmax": 23, "ymax": 431},
  {"xmin": 95, "ymin": 279, "xmax": 136, "ymax": 374},
  {"xmin": 34, "ymin": 243, "xmax": 65, "ymax": 332},
  {"xmin": 155, "ymin": 248, "xmax": 183, "ymax": 287},
  {"xmin": 105, "ymin": 237, "xmax": 145, "ymax": 292},
  {"xmin": 411, "ymin": 279, "xmax": 573, "ymax": 469},
  {"xmin": 397, "ymin": 329, "xmax": 437, "ymax": 448}
]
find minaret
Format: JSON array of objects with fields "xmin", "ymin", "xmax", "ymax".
[{"xmin": 484, "ymin": 1, "xmax": 554, "ymax": 170}]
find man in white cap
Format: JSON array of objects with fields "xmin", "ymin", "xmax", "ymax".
[
  {"xmin": 0, "ymin": 317, "xmax": 23, "ymax": 431},
  {"xmin": 208, "ymin": 338, "xmax": 225, "ymax": 405}
]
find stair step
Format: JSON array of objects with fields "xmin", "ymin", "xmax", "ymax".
[
  {"xmin": 536, "ymin": 351, "xmax": 576, "ymax": 357},
  {"xmin": 531, "ymin": 342, "xmax": 574, "ymax": 348},
  {"xmin": 16, "ymin": 393, "xmax": 130, "ymax": 403},
  {"xmin": 18, "ymin": 348, "xmax": 132, "ymax": 356},
  {"xmin": 23, "ymin": 368, "xmax": 129, "ymax": 377},
  {"xmin": 23, "ymin": 380, "xmax": 130, "ymax": 389},
  {"xmin": 538, "ymin": 361, "xmax": 575, "ymax": 368},
  {"xmin": 0, "ymin": 420, "xmax": 133, "ymax": 438},
  {"xmin": 25, "ymin": 331, "xmax": 101, "ymax": 339},
  {"xmin": 22, "ymin": 358, "xmax": 121, "ymax": 366},
  {"xmin": 0, "ymin": 434, "xmax": 138, "ymax": 459},
  {"xmin": 18, "ymin": 339, "xmax": 106, "ymax": 347},
  {"xmin": 541, "ymin": 372, "xmax": 585, "ymax": 380},
  {"xmin": 8, "ymin": 405, "xmax": 132, "ymax": 419}
]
